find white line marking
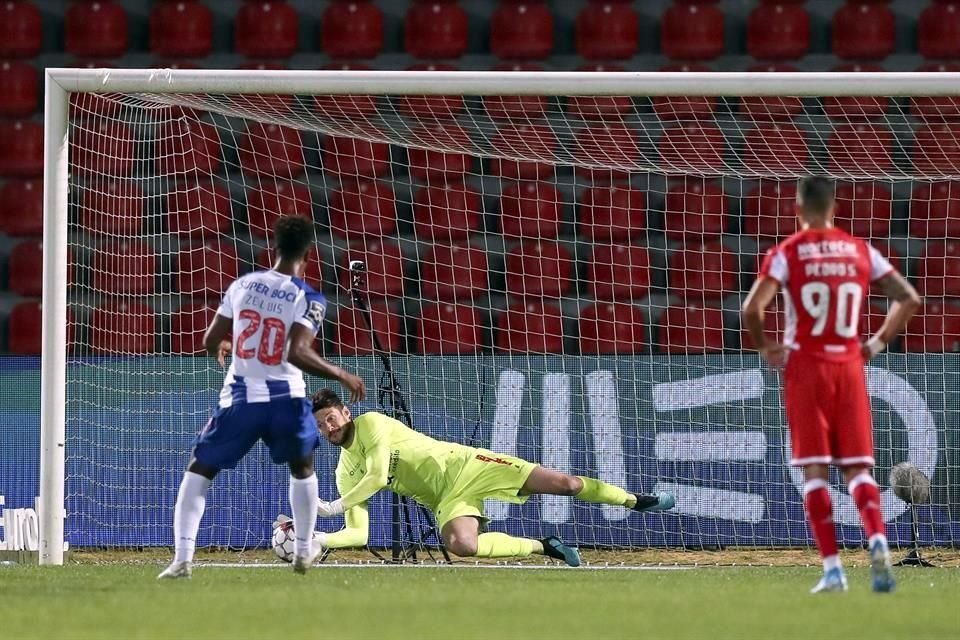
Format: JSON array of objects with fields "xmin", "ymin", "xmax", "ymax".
[{"xmin": 197, "ymin": 562, "xmax": 694, "ymax": 572}]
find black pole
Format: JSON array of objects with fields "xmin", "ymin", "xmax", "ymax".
[{"xmin": 894, "ymin": 503, "xmax": 935, "ymax": 567}]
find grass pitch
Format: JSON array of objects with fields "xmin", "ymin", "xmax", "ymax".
[{"xmin": 1, "ymin": 556, "xmax": 957, "ymax": 640}]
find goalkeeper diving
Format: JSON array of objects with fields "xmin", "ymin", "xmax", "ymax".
[{"xmin": 275, "ymin": 388, "xmax": 675, "ymax": 566}]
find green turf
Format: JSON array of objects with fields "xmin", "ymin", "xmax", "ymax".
[{"xmin": 1, "ymin": 563, "xmax": 957, "ymax": 640}]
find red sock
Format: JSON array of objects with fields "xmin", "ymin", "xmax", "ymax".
[
  {"xmin": 804, "ymin": 479, "xmax": 838, "ymax": 559},
  {"xmin": 850, "ymin": 473, "xmax": 885, "ymax": 540}
]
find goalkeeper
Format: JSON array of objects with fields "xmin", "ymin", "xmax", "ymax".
[{"xmin": 286, "ymin": 388, "xmax": 675, "ymax": 566}]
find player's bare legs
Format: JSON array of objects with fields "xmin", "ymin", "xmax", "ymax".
[
  {"xmin": 288, "ymin": 456, "xmax": 321, "ymax": 574},
  {"xmin": 520, "ymin": 466, "xmax": 675, "ymax": 513},
  {"xmin": 440, "ymin": 516, "xmax": 580, "ymax": 567},
  {"xmin": 801, "ymin": 464, "xmax": 847, "ymax": 593},
  {"xmin": 842, "ymin": 465, "xmax": 895, "ymax": 593},
  {"xmin": 158, "ymin": 459, "xmax": 218, "ymax": 580}
]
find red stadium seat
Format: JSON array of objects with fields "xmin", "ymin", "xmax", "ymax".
[
  {"xmin": 828, "ymin": 123, "xmax": 895, "ymax": 176},
  {"xmin": 176, "ymin": 241, "xmax": 240, "ymax": 298},
  {"xmin": 499, "ymin": 181, "xmax": 562, "ymax": 239},
  {"xmin": 741, "ymin": 123, "xmax": 808, "ymax": 174},
  {"xmin": 417, "ymin": 302, "xmax": 483, "ymax": 354},
  {"xmin": 658, "ymin": 122, "xmax": 727, "ymax": 173},
  {"xmin": 740, "ymin": 63, "xmax": 803, "ymax": 121},
  {"xmin": 823, "ymin": 64, "xmax": 888, "ymax": 120},
  {"xmin": 72, "ymin": 120, "xmax": 136, "ymax": 178},
  {"xmin": 315, "ymin": 62, "xmax": 379, "ymax": 117},
  {"xmin": 170, "ymin": 301, "xmax": 217, "ymax": 354},
  {"xmin": 910, "ymin": 181, "xmax": 960, "ymax": 238},
  {"xmin": 504, "ymin": 240, "xmax": 574, "ymax": 298},
  {"xmin": 489, "ymin": 123, "xmax": 556, "ymax": 180},
  {"xmin": 419, "ymin": 241, "xmax": 488, "ymax": 301},
  {"xmin": 0, "ymin": 120, "xmax": 43, "ymax": 177},
  {"xmin": 65, "ymin": 0, "xmax": 128, "ymax": 58},
  {"xmin": 150, "ymin": 0, "xmax": 212, "ymax": 59},
  {"xmin": 321, "ymin": 0, "xmax": 383, "ymax": 59},
  {"xmin": 742, "ymin": 180, "xmax": 797, "ymax": 240},
  {"xmin": 340, "ymin": 240, "xmax": 405, "ymax": 297},
  {"xmin": 661, "ymin": 1, "xmax": 725, "ymax": 61},
  {"xmin": 91, "ymin": 240, "xmax": 156, "ymax": 295},
  {"xmin": 80, "ymin": 179, "xmax": 144, "ymax": 236},
  {"xmin": 741, "ymin": 299, "xmax": 786, "ymax": 350},
  {"xmin": 579, "ymin": 183, "xmax": 646, "ymax": 242},
  {"xmin": 246, "ymin": 180, "xmax": 312, "ymax": 237},
  {"xmin": 491, "ymin": 0, "xmax": 553, "ymax": 60},
  {"xmin": 652, "ymin": 62, "xmax": 718, "ymax": 121},
  {"xmin": 404, "ymin": 1, "xmax": 468, "ymax": 59},
  {"xmin": 917, "ymin": 241, "xmax": 960, "ymax": 297},
  {"xmin": 7, "ymin": 240, "xmax": 42, "ymax": 296},
  {"xmin": 255, "ymin": 245, "xmax": 324, "ymax": 291},
  {"xmin": 588, "ymin": 243, "xmax": 651, "ymax": 301},
  {"xmin": 236, "ymin": 0, "xmax": 299, "ymax": 59},
  {"xmin": 576, "ymin": 1, "xmax": 638, "ymax": 60},
  {"xmin": 918, "ymin": 1, "xmax": 960, "ymax": 60},
  {"xmin": 912, "ymin": 123, "xmax": 960, "ymax": 176},
  {"xmin": 574, "ymin": 122, "xmax": 642, "ymax": 181},
  {"xmin": 155, "ymin": 118, "xmax": 222, "ymax": 177},
  {"xmin": 579, "ymin": 301, "xmax": 645, "ymax": 354},
  {"xmin": 902, "ymin": 301, "xmax": 960, "ymax": 353},
  {"xmin": 0, "ymin": 61, "xmax": 38, "ymax": 117},
  {"xmin": 238, "ymin": 122, "xmax": 305, "ymax": 177},
  {"xmin": 398, "ymin": 64, "xmax": 466, "ymax": 121},
  {"xmin": 0, "ymin": 179, "xmax": 43, "ymax": 236},
  {"xmin": 566, "ymin": 63, "xmax": 633, "ymax": 120},
  {"xmin": 234, "ymin": 61, "xmax": 294, "ymax": 114},
  {"xmin": 658, "ymin": 305, "xmax": 725, "ymax": 353},
  {"xmin": 8, "ymin": 301, "xmax": 45, "ymax": 355},
  {"xmin": 668, "ymin": 240, "xmax": 737, "ymax": 301},
  {"xmin": 322, "ymin": 134, "xmax": 390, "ymax": 178},
  {"xmin": 407, "ymin": 121, "xmax": 473, "ymax": 180},
  {"xmin": 90, "ymin": 301, "xmax": 156, "ymax": 354},
  {"xmin": 334, "ymin": 303, "xmax": 403, "ymax": 355},
  {"xmin": 832, "ymin": 1, "xmax": 894, "ymax": 60},
  {"xmin": 412, "ymin": 181, "xmax": 482, "ymax": 242},
  {"xmin": 328, "ymin": 179, "xmax": 396, "ymax": 239},
  {"xmin": 663, "ymin": 178, "xmax": 728, "ymax": 240},
  {"xmin": 747, "ymin": 1, "xmax": 809, "ymax": 60},
  {"xmin": 483, "ymin": 62, "xmax": 549, "ymax": 120},
  {"xmin": 166, "ymin": 179, "xmax": 232, "ymax": 238},
  {"xmin": 0, "ymin": 1, "xmax": 41, "ymax": 58},
  {"xmin": 834, "ymin": 182, "xmax": 892, "ymax": 238},
  {"xmin": 495, "ymin": 299, "xmax": 565, "ymax": 353},
  {"xmin": 911, "ymin": 62, "xmax": 960, "ymax": 120}
]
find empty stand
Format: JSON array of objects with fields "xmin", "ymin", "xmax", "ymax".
[
  {"xmin": 663, "ymin": 178, "xmax": 728, "ymax": 240},
  {"xmin": 918, "ymin": 0, "xmax": 960, "ymax": 60},
  {"xmin": 489, "ymin": 123, "xmax": 556, "ymax": 180},
  {"xmin": 579, "ymin": 183, "xmax": 646, "ymax": 242},
  {"xmin": 238, "ymin": 122, "xmax": 305, "ymax": 177},
  {"xmin": 661, "ymin": 0, "xmax": 725, "ymax": 61},
  {"xmin": 91, "ymin": 240, "xmax": 156, "ymax": 295},
  {"xmin": 495, "ymin": 299, "xmax": 565, "ymax": 353},
  {"xmin": 90, "ymin": 301, "xmax": 155, "ymax": 354},
  {"xmin": 588, "ymin": 243, "xmax": 651, "ymax": 301},
  {"xmin": 176, "ymin": 241, "xmax": 240, "ymax": 298},
  {"xmin": 65, "ymin": 0, "xmax": 128, "ymax": 58},
  {"xmin": 0, "ymin": 61, "xmax": 38, "ymax": 117},
  {"xmin": 652, "ymin": 62, "xmax": 718, "ymax": 120},
  {"xmin": 833, "ymin": 182, "xmax": 892, "ymax": 238},
  {"xmin": 741, "ymin": 122, "xmax": 809, "ymax": 174},
  {"xmin": 668, "ymin": 241, "xmax": 737, "ymax": 301},
  {"xmin": 483, "ymin": 62, "xmax": 549, "ymax": 120},
  {"xmin": 910, "ymin": 181, "xmax": 960, "ymax": 238},
  {"xmin": 404, "ymin": 1, "xmax": 468, "ymax": 59},
  {"xmin": 0, "ymin": 120, "xmax": 43, "ymax": 177},
  {"xmin": 828, "ymin": 123, "xmax": 895, "ymax": 176},
  {"xmin": 740, "ymin": 63, "xmax": 804, "ymax": 121},
  {"xmin": 747, "ymin": 1, "xmax": 809, "ymax": 60},
  {"xmin": 902, "ymin": 301, "xmax": 960, "ymax": 353},
  {"xmin": 334, "ymin": 303, "xmax": 403, "ymax": 355},
  {"xmin": 912, "ymin": 122, "xmax": 960, "ymax": 176},
  {"xmin": 7, "ymin": 240, "xmax": 43, "ymax": 296},
  {"xmin": 832, "ymin": 0, "xmax": 895, "ymax": 60},
  {"xmin": 575, "ymin": 122, "xmax": 641, "ymax": 181},
  {"xmin": 499, "ymin": 180, "xmax": 562, "ymax": 239},
  {"xmin": 80, "ymin": 179, "xmax": 144, "ymax": 236},
  {"xmin": 236, "ymin": 0, "xmax": 300, "ymax": 59},
  {"xmin": 576, "ymin": 1, "xmax": 638, "ymax": 60},
  {"xmin": 0, "ymin": 1, "xmax": 41, "ymax": 58},
  {"xmin": 659, "ymin": 122, "xmax": 727, "ymax": 173},
  {"xmin": 412, "ymin": 181, "xmax": 482, "ymax": 242},
  {"xmin": 490, "ymin": 0, "xmax": 553, "ymax": 60},
  {"xmin": 322, "ymin": 133, "xmax": 390, "ymax": 178},
  {"xmin": 911, "ymin": 62, "xmax": 960, "ymax": 120},
  {"xmin": 169, "ymin": 301, "xmax": 217, "ymax": 354},
  {"xmin": 917, "ymin": 241, "xmax": 960, "ymax": 297},
  {"xmin": 823, "ymin": 63, "xmax": 889, "ymax": 120},
  {"xmin": 255, "ymin": 246, "xmax": 324, "ymax": 291},
  {"xmin": 742, "ymin": 180, "xmax": 798, "ymax": 240},
  {"xmin": 407, "ymin": 121, "xmax": 473, "ymax": 178},
  {"xmin": 8, "ymin": 301, "xmax": 41, "ymax": 355},
  {"xmin": 321, "ymin": 0, "xmax": 383, "ymax": 59},
  {"xmin": 418, "ymin": 241, "xmax": 489, "ymax": 301},
  {"xmin": 398, "ymin": 63, "xmax": 466, "ymax": 120},
  {"xmin": 72, "ymin": 120, "xmax": 136, "ymax": 178},
  {"xmin": 417, "ymin": 302, "xmax": 483, "ymax": 354},
  {"xmin": 504, "ymin": 240, "xmax": 574, "ymax": 298},
  {"xmin": 327, "ymin": 179, "xmax": 396, "ymax": 238},
  {"xmin": 315, "ymin": 62, "xmax": 379, "ymax": 117},
  {"xmin": 658, "ymin": 305, "xmax": 726, "ymax": 353},
  {"xmin": 567, "ymin": 63, "xmax": 634, "ymax": 120},
  {"xmin": 0, "ymin": 179, "xmax": 43, "ymax": 236},
  {"xmin": 340, "ymin": 240, "xmax": 406, "ymax": 297},
  {"xmin": 579, "ymin": 301, "xmax": 645, "ymax": 354},
  {"xmin": 166, "ymin": 179, "xmax": 232, "ymax": 238},
  {"xmin": 155, "ymin": 118, "xmax": 222, "ymax": 177},
  {"xmin": 246, "ymin": 180, "xmax": 312, "ymax": 236},
  {"xmin": 150, "ymin": 0, "xmax": 213, "ymax": 59}
]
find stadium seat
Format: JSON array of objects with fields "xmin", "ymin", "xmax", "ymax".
[
  {"xmin": 315, "ymin": 62, "xmax": 379, "ymax": 117},
  {"xmin": 8, "ymin": 301, "xmax": 43, "ymax": 355},
  {"xmin": 398, "ymin": 63, "xmax": 466, "ymax": 120},
  {"xmin": 407, "ymin": 121, "xmax": 474, "ymax": 180},
  {"xmin": 504, "ymin": 240, "xmax": 574, "ymax": 298},
  {"xmin": 741, "ymin": 300, "xmax": 785, "ymax": 350},
  {"xmin": 0, "ymin": 120, "xmax": 43, "ymax": 177},
  {"xmin": 867, "ymin": 239, "xmax": 903, "ymax": 276},
  {"xmin": 255, "ymin": 246, "xmax": 324, "ymax": 291},
  {"xmin": 489, "ymin": 123, "xmax": 556, "ymax": 180},
  {"xmin": 234, "ymin": 61, "xmax": 294, "ymax": 114},
  {"xmin": 834, "ymin": 182, "xmax": 892, "ymax": 238},
  {"xmin": 150, "ymin": 0, "xmax": 213, "ymax": 59},
  {"xmin": 334, "ymin": 303, "xmax": 403, "ymax": 355},
  {"xmin": 579, "ymin": 183, "xmax": 646, "ymax": 242},
  {"xmin": 902, "ymin": 301, "xmax": 960, "ymax": 353},
  {"xmin": 176, "ymin": 241, "xmax": 240, "ymax": 298},
  {"xmin": 575, "ymin": 122, "xmax": 641, "ymax": 181},
  {"xmin": 91, "ymin": 240, "xmax": 156, "ymax": 295},
  {"xmin": 0, "ymin": 179, "xmax": 43, "ymax": 236},
  {"xmin": 658, "ymin": 122, "xmax": 727, "ymax": 173},
  {"xmin": 912, "ymin": 122, "xmax": 960, "ymax": 176},
  {"xmin": 340, "ymin": 240, "xmax": 406, "ymax": 297},
  {"xmin": 170, "ymin": 301, "xmax": 217, "ymax": 354},
  {"xmin": 416, "ymin": 302, "xmax": 483, "ymax": 354},
  {"xmin": 483, "ymin": 62, "xmax": 549, "ymax": 120},
  {"xmin": 321, "ymin": 0, "xmax": 383, "ymax": 59},
  {"xmin": 588, "ymin": 243, "xmax": 651, "ymax": 301},
  {"xmin": 499, "ymin": 180, "xmax": 562, "ymax": 239},
  {"xmin": 741, "ymin": 123, "xmax": 809, "ymax": 174},
  {"xmin": 658, "ymin": 305, "xmax": 725, "ymax": 353},
  {"xmin": 742, "ymin": 180, "xmax": 798, "ymax": 240},
  {"xmin": 167, "ymin": 179, "xmax": 232, "ymax": 238},
  {"xmin": 322, "ymin": 134, "xmax": 390, "ymax": 179},
  {"xmin": 668, "ymin": 240, "xmax": 737, "ymax": 301},
  {"xmin": 412, "ymin": 181, "xmax": 482, "ymax": 242},
  {"xmin": 65, "ymin": 0, "xmax": 128, "ymax": 58},
  {"xmin": 0, "ymin": 1, "xmax": 41, "ymax": 58},
  {"xmin": 917, "ymin": 241, "xmax": 960, "ymax": 297},
  {"xmin": 740, "ymin": 63, "xmax": 804, "ymax": 121},
  {"xmin": 328, "ymin": 179, "xmax": 396, "ymax": 239},
  {"xmin": 0, "ymin": 61, "xmax": 37, "ymax": 117},
  {"xmin": 661, "ymin": 1, "xmax": 725, "ymax": 61},
  {"xmin": 7, "ymin": 240, "xmax": 42, "ymax": 296},
  {"xmin": 72, "ymin": 120, "xmax": 136, "ymax": 178},
  {"xmin": 832, "ymin": 1, "xmax": 894, "ymax": 60},
  {"xmin": 419, "ymin": 241, "xmax": 489, "ymax": 301},
  {"xmin": 747, "ymin": 1, "xmax": 809, "ymax": 60},
  {"xmin": 80, "ymin": 179, "xmax": 144, "ymax": 236},
  {"xmin": 918, "ymin": 0, "xmax": 960, "ymax": 60},
  {"xmin": 910, "ymin": 181, "xmax": 960, "ymax": 238},
  {"xmin": 566, "ymin": 63, "xmax": 634, "ymax": 120},
  {"xmin": 495, "ymin": 299, "xmax": 565, "ymax": 353},
  {"xmin": 236, "ymin": 0, "xmax": 300, "ymax": 59},
  {"xmin": 491, "ymin": 0, "xmax": 553, "ymax": 60},
  {"xmin": 652, "ymin": 62, "xmax": 718, "ymax": 120},
  {"xmin": 828, "ymin": 123, "xmax": 895, "ymax": 176},
  {"xmin": 238, "ymin": 122, "xmax": 305, "ymax": 177},
  {"xmin": 663, "ymin": 178, "xmax": 728, "ymax": 240},
  {"xmin": 911, "ymin": 62, "xmax": 960, "ymax": 120},
  {"xmin": 155, "ymin": 118, "xmax": 222, "ymax": 177},
  {"xmin": 404, "ymin": 1, "xmax": 468, "ymax": 59},
  {"xmin": 90, "ymin": 301, "xmax": 156, "ymax": 354},
  {"xmin": 576, "ymin": 1, "xmax": 638, "ymax": 60},
  {"xmin": 246, "ymin": 180, "xmax": 312, "ymax": 236},
  {"xmin": 578, "ymin": 301, "xmax": 645, "ymax": 354},
  {"xmin": 823, "ymin": 64, "xmax": 888, "ymax": 120}
]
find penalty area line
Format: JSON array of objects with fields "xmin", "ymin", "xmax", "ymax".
[{"xmin": 198, "ymin": 562, "xmax": 694, "ymax": 571}]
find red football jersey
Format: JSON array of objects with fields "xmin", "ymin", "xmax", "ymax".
[{"xmin": 759, "ymin": 227, "xmax": 893, "ymax": 360}]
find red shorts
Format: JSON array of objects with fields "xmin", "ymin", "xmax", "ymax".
[{"xmin": 783, "ymin": 352, "xmax": 875, "ymax": 467}]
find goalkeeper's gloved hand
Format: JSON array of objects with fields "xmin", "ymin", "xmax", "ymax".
[{"xmin": 317, "ymin": 498, "xmax": 345, "ymax": 518}]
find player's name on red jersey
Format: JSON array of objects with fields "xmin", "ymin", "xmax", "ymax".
[{"xmin": 796, "ymin": 239, "xmax": 859, "ymax": 261}]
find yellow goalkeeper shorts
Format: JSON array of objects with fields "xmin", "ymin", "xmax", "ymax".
[{"xmin": 433, "ymin": 448, "xmax": 538, "ymax": 530}]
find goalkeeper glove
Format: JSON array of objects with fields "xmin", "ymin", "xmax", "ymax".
[{"xmin": 317, "ymin": 498, "xmax": 345, "ymax": 518}]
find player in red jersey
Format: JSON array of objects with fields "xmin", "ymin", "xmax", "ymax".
[{"xmin": 742, "ymin": 177, "xmax": 921, "ymax": 594}]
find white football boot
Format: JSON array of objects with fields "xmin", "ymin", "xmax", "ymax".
[{"xmin": 157, "ymin": 560, "xmax": 193, "ymax": 580}]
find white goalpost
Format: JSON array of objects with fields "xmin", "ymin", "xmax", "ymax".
[{"xmin": 38, "ymin": 69, "xmax": 960, "ymax": 565}]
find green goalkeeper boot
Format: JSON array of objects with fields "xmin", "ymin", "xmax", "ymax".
[{"xmin": 541, "ymin": 536, "xmax": 581, "ymax": 567}]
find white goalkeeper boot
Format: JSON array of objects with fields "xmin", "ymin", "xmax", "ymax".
[
  {"xmin": 292, "ymin": 545, "xmax": 323, "ymax": 575},
  {"xmin": 157, "ymin": 560, "xmax": 193, "ymax": 580},
  {"xmin": 810, "ymin": 567, "xmax": 848, "ymax": 594}
]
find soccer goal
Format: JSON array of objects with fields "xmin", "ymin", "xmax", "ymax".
[{"xmin": 33, "ymin": 68, "xmax": 959, "ymax": 566}]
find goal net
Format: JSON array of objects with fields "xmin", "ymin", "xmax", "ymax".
[{"xmin": 35, "ymin": 69, "xmax": 959, "ymax": 563}]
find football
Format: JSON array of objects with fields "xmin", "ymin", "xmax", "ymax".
[
  {"xmin": 889, "ymin": 462, "xmax": 931, "ymax": 504},
  {"xmin": 272, "ymin": 521, "xmax": 296, "ymax": 563}
]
